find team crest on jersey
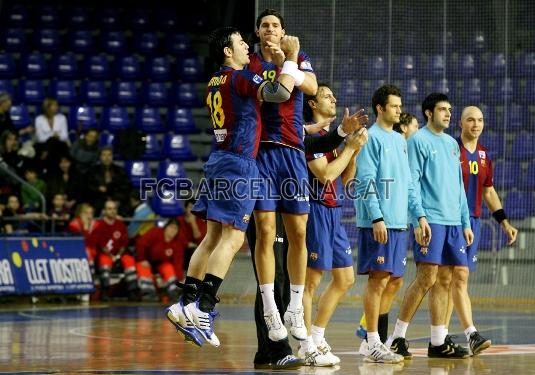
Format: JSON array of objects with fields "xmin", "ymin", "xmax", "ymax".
[
  {"xmin": 113, "ymin": 230, "xmax": 121, "ymax": 239},
  {"xmin": 310, "ymin": 252, "xmax": 318, "ymax": 261},
  {"xmin": 300, "ymin": 61, "xmax": 312, "ymax": 70},
  {"xmin": 481, "ymin": 159, "xmax": 486, "ymax": 166},
  {"xmin": 376, "ymin": 256, "xmax": 385, "ymax": 264},
  {"xmin": 165, "ymin": 248, "xmax": 173, "ymax": 257},
  {"xmin": 479, "ymin": 150, "xmax": 486, "ymax": 159},
  {"xmin": 214, "ymin": 129, "xmax": 227, "ymax": 143},
  {"xmin": 253, "ymin": 74, "xmax": 263, "ymax": 84},
  {"xmin": 242, "ymin": 214, "xmax": 250, "ymax": 224},
  {"xmin": 420, "ymin": 247, "xmax": 428, "ymax": 255},
  {"xmin": 313, "ymin": 153, "xmax": 325, "ymax": 159}
]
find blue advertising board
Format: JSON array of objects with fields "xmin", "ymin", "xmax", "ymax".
[{"xmin": 0, "ymin": 237, "xmax": 94, "ymax": 295}]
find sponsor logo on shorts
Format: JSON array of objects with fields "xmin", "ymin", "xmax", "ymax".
[
  {"xmin": 402, "ymin": 257, "xmax": 407, "ymax": 266},
  {"xmin": 242, "ymin": 214, "xmax": 250, "ymax": 224},
  {"xmin": 310, "ymin": 252, "xmax": 318, "ymax": 261},
  {"xmin": 460, "ymin": 246, "xmax": 466, "ymax": 254},
  {"xmin": 420, "ymin": 247, "xmax": 428, "ymax": 255},
  {"xmin": 473, "ymin": 255, "xmax": 478, "ymax": 263},
  {"xmin": 345, "ymin": 247, "xmax": 352, "ymax": 255},
  {"xmin": 376, "ymin": 256, "xmax": 385, "ymax": 264}
]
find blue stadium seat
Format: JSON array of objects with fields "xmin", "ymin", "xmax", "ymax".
[
  {"xmin": 10, "ymin": 105, "xmax": 31, "ymax": 129},
  {"xmin": 145, "ymin": 56, "xmax": 171, "ymax": 81},
  {"xmin": 99, "ymin": 131, "xmax": 115, "ymax": 147},
  {"xmin": 426, "ymin": 54, "xmax": 446, "ymax": 77},
  {"xmin": 85, "ymin": 54, "xmax": 111, "ymax": 79},
  {"xmin": 461, "ymin": 78, "xmax": 481, "ymax": 104},
  {"xmin": 0, "ymin": 80, "xmax": 15, "ymax": 96},
  {"xmin": 395, "ymin": 55, "xmax": 416, "ymax": 77},
  {"xmin": 479, "ymin": 132, "xmax": 504, "ymax": 160},
  {"xmin": 338, "ymin": 79, "xmax": 360, "ymax": 106},
  {"xmin": 486, "ymin": 78, "xmax": 514, "ymax": 103},
  {"xmin": 68, "ymin": 7, "xmax": 91, "ymax": 29},
  {"xmin": 80, "ymin": 80, "xmax": 109, "ymax": 105},
  {"xmin": 7, "ymin": 5, "xmax": 29, "ymax": 27},
  {"xmin": 143, "ymin": 81, "xmax": 168, "ymax": 107},
  {"xmin": 52, "ymin": 53, "xmax": 79, "ymax": 79},
  {"xmin": 48, "ymin": 80, "xmax": 78, "ymax": 105},
  {"xmin": 515, "ymin": 52, "xmax": 535, "ymax": 77},
  {"xmin": 70, "ymin": 105, "xmax": 97, "ymax": 131},
  {"xmin": 506, "ymin": 103, "xmax": 528, "ymax": 130},
  {"xmin": 141, "ymin": 134, "xmax": 162, "ymax": 160},
  {"xmin": 401, "ymin": 79, "xmax": 420, "ymax": 105},
  {"xmin": 453, "ymin": 53, "xmax": 478, "ymax": 78},
  {"xmin": 201, "ymin": 138, "xmax": 216, "ymax": 161},
  {"xmin": 525, "ymin": 164, "xmax": 535, "ymax": 189},
  {"xmin": 431, "ymin": 78, "xmax": 451, "ymax": 96},
  {"xmin": 100, "ymin": 31, "xmax": 126, "ymax": 54},
  {"xmin": 152, "ymin": 190, "xmax": 184, "ymax": 217},
  {"xmin": 116, "ymin": 55, "xmax": 142, "ymax": 80},
  {"xmin": 134, "ymin": 32, "xmax": 159, "ymax": 55},
  {"xmin": 157, "ymin": 161, "xmax": 186, "ymax": 180},
  {"xmin": 172, "ymin": 83, "xmax": 202, "ymax": 107},
  {"xmin": 155, "ymin": 10, "xmax": 177, "ymax": 31},
  {"xmin": 100, "ymin": 9, "xmax": 121, "ymax": 30},
  {"xmin": 101, "ymin": 106, "xmax": 130, "ymax": 132},
  {"xmin": 19, "ymin": 80, "xmax": 45, "ymax": 104},
  {"xmin": 34, "ymin": 29, "xmax": 61, "ymax": 52},
  {"xmin": 522, "ymin": 79, "xmax": 535, "ymax": 105},
  {"xmin": 0, "ymin": 53, "xmax": 16, "ymax": 78},
  {"xmin": 163, "ymin": 134, "xmax": 196, "ymax": 161},
  {"xmin": 135, "ymin": 107, "xmax": 165, "ymax": 133},
  {"xmin": 364, "ymin": 79, "xmax": 386, "ymax": 103},
  {"xmin": 38, "ymin": 5, "xmax": 60, "ymax": 28},
  {"xmin": 485, "ymin": 53, "xmax": 509, "ymax": 77},
  {"xmin": 22, "ymin": 52, "xmax": 48, "ymax": 78},
  {"xmin": 165, "ymin": 33, "xmax": 192, "ymax": 56},
  {"xmin": 129, "ymin": 9, "xmax": 151, "ymax": 30},
  {"xmin": 69, "ymin": 30, "xmax": 94, "ymax": 54},
  {"xmin": 492, "ymin": 160, "xmax": 521, "ymax": 189},
  {"xmin": 467, "ymin": 30, "xmax": 487, "ymax": 52},
  {"xmin": 112, "ymin": 81, "xmax": 139, "ymax": 105},
  {"xmin": 365, "ymin": 56, "xmax": 385, "ymax": 79},
  {"xmin": 511, "ymin": 133, "xmax": 534, "ymax": 160},
  {"xmin": 124, "ymin": 161, "xmax": 152, "ymax": 188},
  {"xmin": 4, "ymin": 29, "xmax": 27, "ymax": 52},
  {"xmin": 168, "ymin": 108, "xmax": 198, "ymax": 134},
  {"xmin": 176, "ymin": 57, "xmax": 204, "ymax": 82},
  {"xmin": 478, "ymin": 221, "xmax": 495, "ymax": 251},
  {"xmin": 504, "ymin": 191, "xmax": 534, "ymax": 220}
]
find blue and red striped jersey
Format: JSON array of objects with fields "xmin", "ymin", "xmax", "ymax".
[
  {"xmin": 248, "ymin": 51, "xmax": 314, "ymax": 151},
  {"xmin": 458, "ymin": 139, "xmax": 494, "ymax": 218},
  {"xmin": 206, "ymin": 66, "xmax": 264, "ymax": 158},
  {"xmin": 305, "ymin": 129, "xmax": 343, "ymax": 208}
]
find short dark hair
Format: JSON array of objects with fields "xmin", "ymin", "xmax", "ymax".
[
  {"xmin": 164, "ymin": 218, "xmax": 180, "ymax": 228},
  {"xmin": 372, "ymin": 85, "xmax": 402, "ymax": 116},
  {"xmin": 303, "ymin": 83, "xmax": 330, "ymax": 123},
  {"xmin": 208, "ymin": 26, "xmax": 240, "ymax": 66},
  {"xmin": 422, "ymin": 92, "xmax": 450, "ymax": 122},
  {"xmin": 256, "ymin": 8, "xmax": 285, "ymax": 29},
  {"xmin": 393, "ymin": 112, "xmax": 417, "ymax": 134},
  {"xmin": 185, "ymin": 198, "xmax": 196, "ymax": 207}
]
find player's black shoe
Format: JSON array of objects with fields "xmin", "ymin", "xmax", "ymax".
[
  {"xmin": 469, "ymin": 332, "xmax": 491, "ymax": 355},
  {"xmin": 390, "ymin": 337, "xmax": 413, "ymax": 359},
  {"xmin": 445, "ymin": 334, "xmax": 470, "ymax": 356},
  {"xmin": 428, "ymin": 340, "xmax": 470, "ymax": 359}
]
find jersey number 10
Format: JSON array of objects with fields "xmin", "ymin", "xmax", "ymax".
[
  {"xmin": 207, "ymin": 91, "xmax": 225, "ymax": 128},
  {"xmin": 468, "ymin": 160, "xmax": 479, "ymax": 175}
]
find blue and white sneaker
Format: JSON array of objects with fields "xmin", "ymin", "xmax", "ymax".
[
  {"xmin": 166, "ymin": 300, "xmax": 205, "ymax": 347},
  {"xmin": 183, "ymin": 301, "xmax": 220, "ymax": 347}
]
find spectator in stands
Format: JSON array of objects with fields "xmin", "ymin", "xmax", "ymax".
[
  {"xmin": 1, "ymin": 194, "xmax": 44, "ymax": 233},
  {"xmin": 135, "ymin": 219, "xmax": 184, "ymax": 302},
  {"xmin": 86, "ymin": 147, "xmax": 131, "ymax": 216},
  {"xmin": 178, "ymin": 198, "xmax": 207, "ymax": 272},
  {"xmin": 128, "ymin": 190, "xmax": 155, "ymax": 240},
  {"xmin": 46, "ymin": 155, "xmax": 79, "ymax": 208},
  {"xmin": 68, "ymin": 203, "xmax": 98, "ymax": 276},
  {"xmin": 48, "ymin": 193, "xmax": 71, "ymax": 232},
  {"xmin": 35, "ymin": 98, "xmax": 69, "ymax": 144},
  {"xmin": 21, "ymin": 167, "xmax": 47, "ymax": 212},
  {"xmin": 91, "ymin": 199, "xmax": 137, "ymax": 301},
  {"xmin": 70, "ymin": 129, "xmax": 100, "ymax": 175}
]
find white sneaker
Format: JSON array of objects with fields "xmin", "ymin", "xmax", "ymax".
[
  {"xmin": 263, "ymin": 309, "xmax": 288, "ymax": 341},
  {"xmin": 359, "ymin": 340, "xmax": 368, "ymax": 356},
  {"xmin": 284, "ymin": 307, "xmax": 307, "ymax": 340},
  {"xmin": 298, "ymin": 346, "xmax": 337, "ymax": 367},
  {"xmin": 316, "ymin": 339, "xmax": 341, "ymax": 365},
  {"xmin": 364, "ymin": 341, "xmax": 404, "ymax": 364},
  {"xmin": 183, "ymin": 301, "xmax": 220, "ymax": 347},
  {"xmin": 166, "ymin": 300, "xmax": 205, "ymax": 347}
]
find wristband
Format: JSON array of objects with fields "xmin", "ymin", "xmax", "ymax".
[
  {"xmin": 281, "ymin": 60, "xmax": 305, "ymax": 86},
  {"xmin": 492, "ymin": 209, "xmax": 507, "ymax": 223},
  {"xmin": 337, "ymin": 124, "xmax": 348, "ymax": 137},
  {"xmin": 372, "ymin": 218, "xmax": 384, "ymax": 224}
]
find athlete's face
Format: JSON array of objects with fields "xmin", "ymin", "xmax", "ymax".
[
  {"xmin": 256, "ymin": 15, "xmax": 285, "ymax": 45},
  {"xmin": 228, "ymin": 32, "xmax": 250, "ymax": 66},
  {"xmin": 460, "ymin": 107, "xmax": 484, "ymax": 140},
  {"xmin": 311, "ymin": 86, "xmax": 337, "ymax": 117},
  {"xmin": 379, "ymin": 95, "xmax": 401, "ymax": 125},
  {"xmin": 403, "ymin": 117, "xmax": 419, "ymax": 139},
  {"xmin": 430, "ymin": 101, "xmax": 452, "ymax": 129}
]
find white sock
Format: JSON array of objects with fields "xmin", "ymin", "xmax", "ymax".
[
  {"xmin": 445, "ymin": 328, "xmax": 449, "ymax": 337},
  {"xmin": 259, "ymin": 283, "xmax": 277, "ymax": 314},
  {"xmin": 391, "ymin": 319, "xmax": 409, "ymax": 340},
  {"xmin": 367, "ymin": 332, "xmax": 381, "ymax": 347},
  {"xmin": 300, "ymin": 335, "xmax": 315, "ymax": 352},
  {"xmin": 431, "ymin": 325, "xmax": 446, "ymax": 346},
  {"xmin": 289, "ymin": 284, "xmax": 304, "ymax": 311},
  {"xmin": 464, "ymin": 326, "xmax": 477, "ymax": 341},
  {"xmin": 311, "ymin": 325, "xmax": 325, "ymax": 346}
]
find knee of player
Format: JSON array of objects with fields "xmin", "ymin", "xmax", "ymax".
[
  {"xmin": 416, "ymin": 268, "xmax": 437, "ymax": 290},
  {"xmin": 305, "ymin": 273, "xmax": 322, "ymax": 292},
  {"xmin": 336, "ymin": 273, "xmax": 355, "ymax": 291},
  {"xmin": 387, "ymin": 277, "xmax": 404, "ymax": 292},
  {"xmin": 452, "ymin": 267, "xmax": 470, "ymax": 287}
]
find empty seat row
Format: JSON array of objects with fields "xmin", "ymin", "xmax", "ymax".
[{"xmin": 0, "ymin": 52, "xmax": 203, "ymax": 82}]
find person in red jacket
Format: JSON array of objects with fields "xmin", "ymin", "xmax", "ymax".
[
  {"xmin": 68, "ymin": 203, "xmax": 98, "ymax": 275},
  {"xmin": 135, "ymin": 219, "xmax": 184, "ymax": 301},
  {"xmin": 91, "ymin": 199, "xmax": 137, "ymax": 301},
  {"xmin": 178, "ymin": 199, "xmax": 207, "ymax": 272}
]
